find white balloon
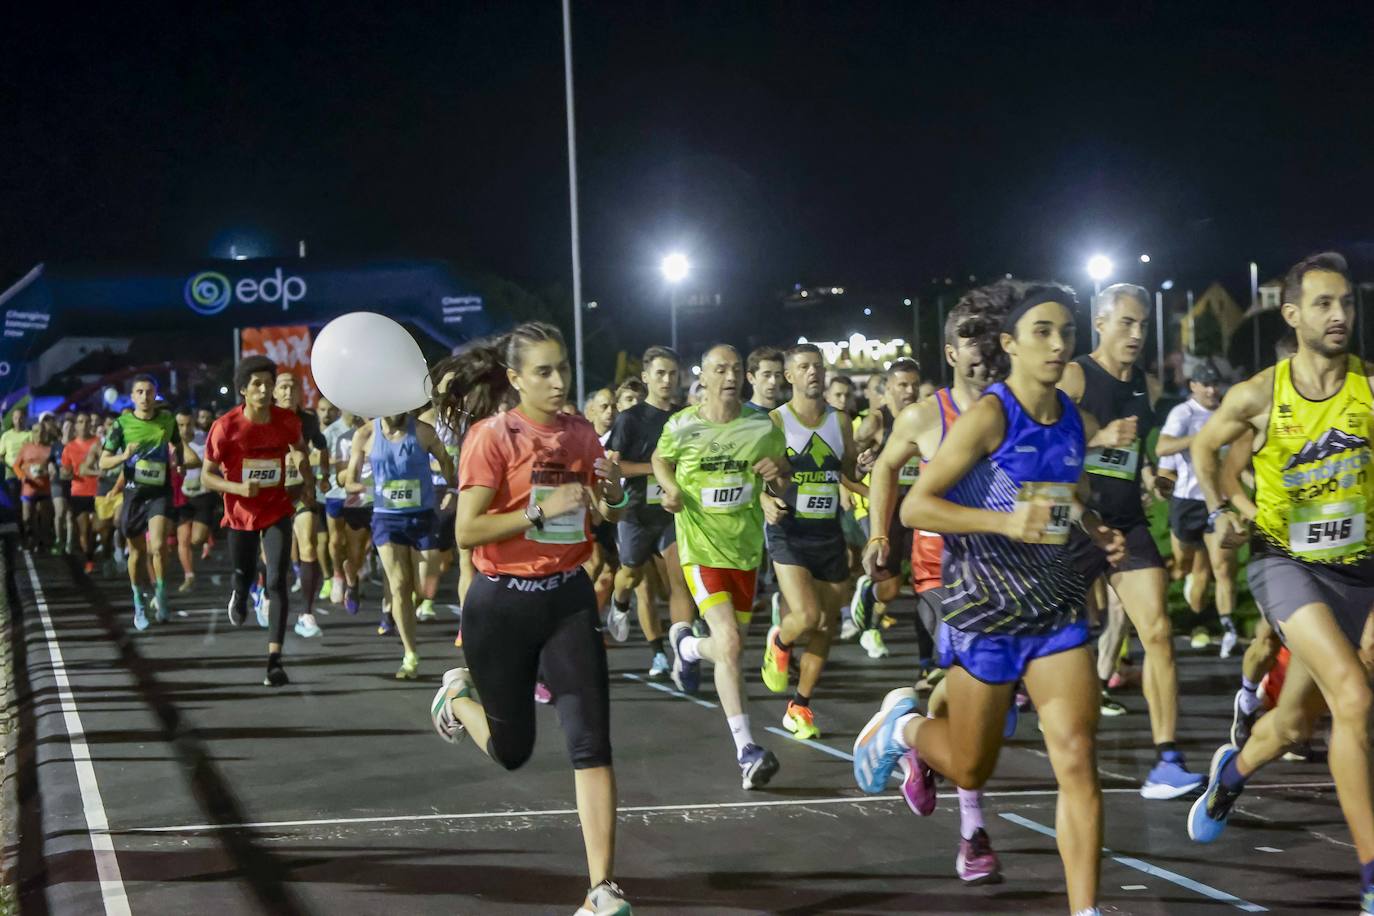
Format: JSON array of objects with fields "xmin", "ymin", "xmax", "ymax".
[{"xmin": 311, "ymin": 312, "xmax": 430, "ymax": 418}]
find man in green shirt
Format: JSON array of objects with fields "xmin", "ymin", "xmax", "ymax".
[
  {"xmin": 0, "ymin": 407, "xmax": 33, "ymax": 537},
  {"xmin": 653, "ymin": 343, "xmax": 789, "ymax": 789},
  {"xmin": 99, "ymin": 375, "xmax": 188, "ymax": 630}
]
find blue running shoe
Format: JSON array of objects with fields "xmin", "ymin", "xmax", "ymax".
[
  {"xmin": 738, "ymin": 743, "xmax": 780, "ymax": 789},
  {"xmin": 1142, "ymin": 750, "xmax": 1204, "ymax": 799},
  {"xmin": 669, "ymin": 621, "xmax": 700, "ymax": 695},
  {"xmin": 853, "ymin": 687, "xmax": 918, "ymax": 794},
  {"xmin": 1188, "ymin": 744, "xmax": 1243, "ymax": 843},
  {"xmin": 647, "ymin": 651, "xmax": 670, "ymax": 680},
  {"xmin": 1361, "ymin": 883, "xmax": 1374, "ymax": 916},
  {"xmin": 133, "ymin": 604, "xmax": 149, "ymax": 632}
]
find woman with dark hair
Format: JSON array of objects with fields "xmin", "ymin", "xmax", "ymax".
[
  {"xmin": 428, "ymin": 322, "xmax": 632, "ymax": 916},
  {"xmin": 852, "ymin": 281, "xmax": 1125, "ymax": 916}
]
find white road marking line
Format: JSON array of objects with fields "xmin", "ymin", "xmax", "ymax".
[
  {"xmin": 1255, "ymin": 846, "xmax": 1283, "ymax": 853},
  {"xmin": 1000, "ymin": 812, "xmax": 1268, "ymax": 913},
  {"xmin": 621, "ymin": 672, "xmax": 717, "ymax": 709},
  {"xmin": 1122, "ymin": 884, "xmax": 1148, "ymax": 890},
  {"xmin": 25, "ymin": 553, "xmax": 131, "ymax": 916},
  {"xmin": 763, "ymin": 725, "xmax": 856, "ymax": 762}
]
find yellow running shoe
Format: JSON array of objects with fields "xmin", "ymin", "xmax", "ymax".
[
  {"xmin": 761, "ymin": 625, "xmax": 791, "ymax": 693},
  {"xmin": 396, "ymin": 652, "xmax": 420, "ymax": 680},
  {"xmin": 783, "ymin": 701, "xmax": 820, "ymax": 740}
]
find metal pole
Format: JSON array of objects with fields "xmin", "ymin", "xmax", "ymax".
[
  {"xmin": 935, "ymin": 295, "xmax": 946, "ymax": 385},
  {"xmin": 561, "ymin": 0, "xmax": 586, "ymax": 407},
  {"xmin": 232, "ymin": 327, "xmax": 241, "ymax": 366},
  {"xmin": 912, "ymin": 296, "xmax": 920, "ymax": 375},
  {"xmin": 670, "ymin": 289, "xmax": 678, "ymax": 353},
  {"xmin": 1155, "ymin": 290, "xmax": 1166, "ymax": 390},
  {"xmin": 1250, "ymin": 261, "xmax": 1260, "ymax": 374}
]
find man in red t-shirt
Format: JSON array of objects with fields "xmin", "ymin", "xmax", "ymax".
[
  {"xmin": 62, "ymin": 413, "xmax": 102, "ymax": 573},
  {"xmin": 202, "ymin": 355, "xmax": 313, "ymax": 687}
]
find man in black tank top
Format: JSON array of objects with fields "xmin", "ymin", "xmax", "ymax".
[{"xmin": 1059, "ymin": 283, "xmax": 1202, "ymax": 800}]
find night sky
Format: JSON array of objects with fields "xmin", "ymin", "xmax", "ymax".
[{"xmin": 5, "ymin": 1, "xmax": 1373, "ymax": 362}]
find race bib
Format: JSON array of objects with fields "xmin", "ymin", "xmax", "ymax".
[
  {"xmin": 1290, "ymin": 498, "xmax": 1366, "ymax": 561},
  {"xmin": 242, "ymin": 458, "xmax": 282, "ymax": 487},
  {"xmin": 1084, "ymin": 442, "xmax": 1140, "ymax": 480},
  {"xmin": 898, "ymin": 460, "xmax": 920, "ymax": 487},
  {"xmin": 646, "ymin": 475, "xmax": 664, "ymax": 506},
  {"xmin": 1017, "ymin": 481, "xmax": 1075, "ymax": 545},
  {"xmin": 526, "ymin": 485, "xmax": 587, "ymax": 545},
  {"xmin": 701, "ymin": 474, "xmax": 752, "ymax": 513},
  {"xmin": 27, "ymin": 463, "xmax": 45, "ymax": 479},
  {"xmin": 285, "ymin": 461, "xmax": 303, "ymax": 486},
  {"xmin": 380, "ymin": 478, "xmax": 421, "ymax": 510},
  {"xmin": 796, "ymin": 481, "xmax": 839, "ymax": 519},
  {"xmin": 133, "ymin": 458, "xmax": 167, "ymax": 486},
  {"xmin": 182, "ymin": 468, "xmax": 203, "ymax": 495}
]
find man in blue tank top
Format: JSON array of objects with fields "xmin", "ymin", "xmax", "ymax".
[
  {"xmin": 1059, "ymin": 283, "xmax": 1202, "ymax": 799},
  {"xmin": 345, "ymin": 412, "xmax": 455, "ymax": 679},
  {"xmin": 853, "ymin": 280, "xmax": 1125, "ymax": 916}
]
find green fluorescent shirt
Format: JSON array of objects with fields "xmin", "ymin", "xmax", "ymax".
[
  {"xmin": 657, "ymin": 404, "xmax": 786, "ymax": 570},
  {"xmin": 0, "ymin": 429, "xmax": 33, "ymax": 480},
  {"xmin": 104, "ymin": 411, "xmax": 179, "ymax": 489}
]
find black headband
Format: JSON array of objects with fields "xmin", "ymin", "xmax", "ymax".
[{"xmin": 1002, "ymin": 286, "xmax": 1078, "ymax": 332}]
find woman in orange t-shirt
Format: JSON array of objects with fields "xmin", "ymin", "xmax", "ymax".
[
  {"xmin": 427, "ymin": 322, "xmax": 631, "ymax": 916},
  {"xmin": 15, "ymin": 424, "xmax": 57, "ymax": 552}
]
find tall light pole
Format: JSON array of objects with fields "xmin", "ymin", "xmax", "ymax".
[
  {"xmin": 661, "ymin": 253, "xmax": 690, "ymax": 352},
  {"xmin": 561, "ymin": 0, "xmax": 586, "ymax": 406}
]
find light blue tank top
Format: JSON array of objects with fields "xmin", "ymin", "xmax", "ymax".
[{"xmin": 370, "ymin": 417, "xmax": 436, "ymax": 515}]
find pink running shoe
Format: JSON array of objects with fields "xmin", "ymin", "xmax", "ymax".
[
  {"xmin": 956, "ymin": 828, "xmax": 1003, "ymax": 885},
  {"xmin": 534, "ymin": 682, "xmax": 553, "ymax": 704},
  {"xmin": 897, "ymin": 748, "xmax": 937, "ymax": 816}
]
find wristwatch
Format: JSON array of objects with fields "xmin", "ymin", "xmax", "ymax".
[
  {"xmin": 1204, "ymin": 505, "xmax": 1234, "ymax": 533},
  {"xmin": 524, "ymin": 502, "xmax": 545, "ymax": 531}
]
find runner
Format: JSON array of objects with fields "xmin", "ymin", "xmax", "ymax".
[
  {"xmin": 62, "ymin": 412, "xmax": 102, "ymax": 573},
  {"xmin": 656, "ymin": 343, "xmax": 790, "ymax": 788},
  {"xmin": 853, "ymin": 280, "xmax": 1125, "ymax": 916},
  {"xmin": 345, "ymin": 408, "xmax": 454, "ymax": 678},
  {"xmin": 758, "ymin": 343, "xmax": 858, "ymax": 741},
  {"xmin": 427, "ymin": 322, "xmax": 632, "ymax": 916},
  {"xmin": 615, "ymin": 378, "xmax": 646, "ymax": 413},
  {"xmin": 50, "ymin": 413, "xmax": 72, "ymax": 555},
  {"xmin": 0, "ymin": 407, "xmax": 32, "ymax": 540},
  {"xmin": 201, "ymin": 355, "xmax": 313, "ymax": 687},
  {"xmin": 417, "ymin": 363, "xmax": 464, "ymax": 622},
  {"xmin": 582, "ymin": 387, "xmax": 621, "ymax": 617},
  {"xmin": 174, "ymin": 406, "xmax": 217, "ymax": 590},
  {"xmin": 333, "ymin": 413, "xmax": 374, "ymax": 615},
  {"xmin": 312, "ymin": 396, "xmax": 340, "ymax": 603},
  {"xmin": 99, "ymin": 376, "xmax": 182, "ymax": 629},
  {"xmin": 745, "ymin": 346, "xmax": 786, "ymax": 620},
  {"xmin": 605, "ymin": 346, "xmax": 694, "ymax": 677},
  {"xmin": 84, "ymin": 414, "xmax": 123, "ymax": 576},
  {"xmin": 14, "ymin": 421, "xmax": 57, "ymax": 553},
  {"xmin": 1156, "ymin": 362, "xmax": 1240, "ymax": 656},
  {"xmin": 825, "ymin": 374, "xmax": 854, "ymax": 414},
  {"xmin": 851, "ymin": 357, "xmax": 922, "ymax": 658},
  {"xmin": 1185, "ymin": 253, "xmax": 1374, "ymax": 914},
  {"xmin": 1059, "ymin": 283, "xmax": 1203, "ymax": 799},
  {"xmin": 861, "ymin": 292, "xmax": 1001, "ymax": 884},
  {"xmin": 275, "ymin": 372, "xmax": 330, "ymax": 638}
]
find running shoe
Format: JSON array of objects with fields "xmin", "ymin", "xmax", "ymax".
[
  {"xmin": 1106, "ymin": 671, "xmax": 1126, "ymax": 690},
  {"xmin": 853, "ymin": 686, "xmax": 919, "ymax": 794},
  {"xmin": 605, "ymin": 603, "xmax": 630, "ymax": 642},
  {"xmin": 770, "ymin": 591, "xmax": 782, "ymax": 628},
  {"xmin": 153, "ymin": 593, "xmax": 170, "ymax": 624},
  {"xmin": 291, "ymin": 576, "xmax": 302, "ymax": 594},
  {"xmin": 344, "ymin": 585, "xmax": 359, "ymax": 615},
  {"xmin": 49, "ymin": 544, "xmax": 64, "ymax": 556},
  {"xmin": 396, "ymin": 652, "xmax": 420, "ymax": 680},
  {"xmin": 839, "ymin": 617, "xmax": 860, "ymax": 641},
  {"xmin": 850, "ymin": 574, "xmax": 875, "ymax": 630},
  {"xmin": 293, "ymin": 614, "xmax": 322, "ymax": 638},
  {"xmin": 227, "ymin": 590, "xmax": 246, "ymax": 626},
  {"xmin": 1099, "ymin": 691, "xmax": 1127, "ymax": 717},
  {"xmin": 133, "ymin": 604, "xmax": 149, "ymax": 632},
  {"xmin": 263, "ymin": 663, "xmax": 290, "ymax": 688},
  {"xmin": 896, "ymin": 747, "xmax": 937, "ymax": 815},
  {"xmin": 1230, "ymin": 688, "xmax": 1261, "ymax": 749},
  {"xmin": 177, "ymin": 576, "xmax": 195, "ymax": 594},
  {"xmin": 430, "ymin": 667, "xmax": 474, "ymax": 743},
  {"xmin": 1219, "ymin": 628, "xmax": 1238, "ymax": 659},
  {"xmin": 738, "ymin": 743, "xmax": 780, "ymax": 790},
  {"xmin": 1188, "ymin": 743, "xmax": 1242, "ymax": 842},
  {"xmin": 860, "ymin": 628, "xmax": 890, "ymax": 659},
  {"xmin": 1003, "ymin": 704, "xmax": 1019, "ymax": 738},
  {"xmin": 573, "ymin": 879, "xmax": 632, "ymax": 916},
  {"xmin": 318, "ymin": 579, "xmax": 333, "ymax": 601},
  {"xmin": 250, "ymin": 585, "xmax": 268, "ymax": 627},
  {"xmin": 669, "ymin": 621, "xmax": 700, "ymax": 695},
  {"xmin": 647, "ymin": 652, "xmax": 670, "ymax": 679},
  {"xmin": 1362, "ymin": 885, "xmax": 1374, "ymax": 916},
  {"xmin": 1190, "ymin": 626, "xmax": 1211, "ymax": 649},
  {"xmin": 761, "ymin": 625, "xmax": 790, "ymax": 693},
  {"xmin": 534, "ymin": 682, "xmax": 553, "ymax": 704},
  {"xmin": 453, "ymin": 629, "xmax": 463, "ymax": 649},
  {"xmin": 377, "ymin": 611, "xmax": 394, "ymax": 637},
  {"xmin": 82, "ymin": 560, "xmax": 96, "ymax": 575},
  {"xmin": 1142, "ymin": 750, "xmax": 1204, "ymax": 800},
  {"xmin": 955, "ymin": 828, "xmax": 1003, "ymax": 885},
  {"xmin": 416, "ymin": 599, "xmax": 436, "ymax": 622},
  {"xmin": 690, "ymin": 617, "xmax": 709, "ymax": 639},
  {"xmin": 330, "ymin": 576, "xmax": 344, "ymax": 604},
  {"xmin": 782, "ymin": 702, "xmax": 819, "ymax": 740}
]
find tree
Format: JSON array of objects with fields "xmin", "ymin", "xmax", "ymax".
[{"xmin": 1191, "ymin": 305, "xmax": 1223, "ymax": 357}]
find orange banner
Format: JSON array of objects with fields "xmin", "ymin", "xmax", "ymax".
[{"xmin": 240, "ymin": 325, "xmax": 319, "ymax": 408}]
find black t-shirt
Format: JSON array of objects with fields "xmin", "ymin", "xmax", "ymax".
[
  {"xmin": 606, "ymin": 401, "xmax": 672, "ymax": 509},
  {"xmin": 1074, "ymin": 355, "xmax": 1157, "ymax": 528},
  {"xmin": 296, "ymin": 410, "xmax": 328, "ymax": 452}
]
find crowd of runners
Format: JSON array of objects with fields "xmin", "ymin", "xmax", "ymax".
[{"xmin": 16, "ymin": 250, "xmax": 1374, "ymax": 915}]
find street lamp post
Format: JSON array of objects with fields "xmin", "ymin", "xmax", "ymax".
[{"xmin": 661, "ymin": 253, "xmax": 690, "ymax": 352}]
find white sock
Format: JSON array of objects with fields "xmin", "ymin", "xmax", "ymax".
[
  {"xmin": 958, "ymin": 788, "xmax": 985, "ymax": 839},
  {"xmin": 893, "ymin": 713, "xmax": 919, "ymax": 748},
  {"xmin": 679, "ymin": 635, "xmax": 703, "ymax": 663},
  {"xmin": 728, "ymin": 714, "xmax": 753, "ymax": 756}
]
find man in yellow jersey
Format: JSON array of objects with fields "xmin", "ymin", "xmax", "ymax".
[{"xmin": 1186, "ymin": 252, "xmax": 1374, "ymax": 916}]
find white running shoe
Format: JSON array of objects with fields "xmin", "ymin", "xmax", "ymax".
[
  {"xmin": 573, "ymin": 879, "xmax": 632, "ymax": 916},
  {"xmin": 1219, "ymin": 629, "xmax": 1238, "ymax": 658},
  {"xmin": 293, "ymin": 614, "xmax": 322, "ymax": 638},
  {"xmin": 860, "ymin": 628, "xmax": 890, "ymax": 659},
  {"xmin": 605, "ymin": 604, "xmax": 630, "ymax": 643},
  {"xmin": 430, "ymin": 668, "xmax": 474, "ymax": 744}
]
